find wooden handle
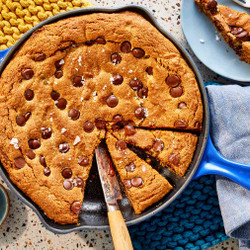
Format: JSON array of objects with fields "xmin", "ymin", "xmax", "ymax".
[{"xmin": 108, "ymin": 210, "xmax": 133, "ymax": 250}]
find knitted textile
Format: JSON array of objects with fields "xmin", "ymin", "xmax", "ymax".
[{"xmin": 0, "ymin": 0, "xmax": 92, "ymax": 50}]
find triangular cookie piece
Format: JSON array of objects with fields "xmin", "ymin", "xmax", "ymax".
[
  {"xmin": 106, "ymin": 133, "xmax": 172, "ymax": 214},
  {"xmin": 111, "ymin": 128, "xmax": 197, "ymax": 176},
  {"xmin": 195, "ymin": 0, "xmax": 250, "ymax": 63}
]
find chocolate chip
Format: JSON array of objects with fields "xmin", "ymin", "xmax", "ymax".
[
  {"xmin": 170, "ymin": 86, "xmax": 184, "ymax": 98},
  {"xmin": 39, "ymin": 155, "xmax": 46, "ymax": 167},
  {"xmin": 34, "ymin": 53, "xmax": 46, "ymax": 62},
  {"xmin": 194, "ymin": 121, "xmax": 201, "ymax": 130},
  {"xmin": 74, "ymin": 177, "xmax": 84, "ymax": 188},
  {"xmin": 166, "ymin": 75, "xmax": 181, "ymax": 87},
  {"xmin": 56, "ymin": 98, "xmax": 67, "ymax": 110},
  {"xmin": 21, "ymin": 69, "xmax": 34, "ymax": 80},
  {"xmin": 26, "ymin": 149, "xmax": 36, "ymax": 160},
  {"xmin": 153, "ymin": 140, "xmax": 165, "ymax": 152},
  {"xmin": 51, "ymin": 90, "xmax": 60, "ymax": 100},
  {"xmin": 59, "ymin": 142, "xmax": 70, "ymax": 153},
  {"xmin": 72, "ymin": 76, "xmax": 84, "ymax": 87},
  {"xmin": 71, "ymin": 201, "xmax": 82, "ymax": 214},
  {"xmin": 124, "ymin": 179, "xmax": 132, "ymax": 189},
  {"xmin": 174, "ymin": 119, "xmax": 188, "ymax": 129},
  {"xmin": 96, "ymin": 36, "xmax": 106, "ymax": 44},
  {"xmin": 125, "ymin": 162, "xmax": 136, "ymax": 172},
  {"xmin": 16, "ymin": 115, "xmax": 26, "ymax": 126},
  {"xmin": 83, "ymin": 121, "xmax": 95, "ymax": 133},
  {"xmin": 24, "ymin": 112, "xmax": 31, "ymax": 121},
  {"xmin": 44, "ymin": 167, "xmax": 51, "ymax": 176},
  {"xmin": 230, "ymin": 26, "xmax": 248, "ymax": 38},
  {"xmin": 131, "ymin": 177, "xmax": 143, "ymax": 187},
  {"xmin": 132, "ymin": 48, "xmax": 145, "ymax": 58},
  {"xmin": 78, "ymin": 155, "xmax": 89, "ymax": 166},
  {"xmin": 24, "ymin": 89, "xmax": 34, "ymax": 101},
  {"xmin": 95, "ymin": 118, "xmax": 106, "ymax": 129},
  {"xmin": 111, "ymin": 53, "xmax": 122, "ymax": 64},
  {"xmin": 207, "ymin": 0, "xmax": 218, "ymax": 14},
  {"xmin": 55, "ymin": 59, "xmax": 64, "ymax": 68},
  {"xmin": 28, "ymin": 139, "xmax": 41, "ymax": 149},
  {"xmin": 63, "ymin": 179, "xmax": 73, "ymax": 190},
  {"xmin": 169, "ymin": 153, "xmax": 180, "ymax": 166},
  {"xmin": 120, "ymin": 41, "xmax": 131, "ymax": 53},
  {"xmin": 106, "ymin": 95, "xmax": 118, "ymax": 108},
  {"xmin": 115, "ymin": 140, "xmax": 127, "ymax": 150},
  {"xmin": 137, "ymin": 86, "xmax": 148, "ymax": 99},
  {"xmin": 112, "ymin": 74, "xmax": 123, "ymax": 85},
  {"xmin": 124, "ymin": 124, "xmax": 136, "ymax": 136},
  {"xmin": 41, "ymin": 127, "xmax": 52, "ymax": 139},
  {"xmin": 61, "ymin": 167, "xmax": 72, "ymax": 179},
  {"xmin": 113, "ymin": 114, "xmax": 124, "ymax": 124},
  {"xmin": 68, "ymin": 109, "xmax": 80, "ymax": 121},
  {"xmin": 134, "ymin": 107, "xmax": 146, "ymax": 119},
  {"xmin": 146, "ymin": 66, "xmax": 153, "ymax": 75},
  {"xmin": 14, "ymin": 157, "xmax": 26, "ymax": 169},
  {"xmin": 178, "ymin": 102, "xmax": 187, "ymax": 109},
  {"xmin": 55, "ymin": 70, "xmax": 63, "ymax": 79},
  {"xmin": 85, "ymin": 40, "xmax": 95, "ymax": 46},
  {"xmin": 129, "ymin": 78, "xmax": 143, "ymax": 91}
]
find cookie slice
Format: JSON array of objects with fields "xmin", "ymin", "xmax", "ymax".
[
  {"xmin": 106, "ymin": 133, "xmax": 173, "ymax": 214},
  {"xmin": 195, "ymin": 0, "xmax": 250, "ymax": 63},
  {"xmin": 111, "ymin": 128, "xmax": 197, "ymax": 176}
]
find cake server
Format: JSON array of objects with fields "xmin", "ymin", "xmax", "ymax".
[
  {"xmin": 95, "ymin": 141, "xmax": 133, "ymax": 250},
  {"xmin": 232, "ymin": 0, "xmax": 250, "ymax": 8}
]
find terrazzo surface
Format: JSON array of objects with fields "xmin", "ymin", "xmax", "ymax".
[{"xmin": 0, "ymin": 0, "xmax": 239, "ymax": 249}]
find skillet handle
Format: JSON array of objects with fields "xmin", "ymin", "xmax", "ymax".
[
  {"xmin": 193, "ymin": 134, "xmax": 250, "ymax": 190},
  {"xmin": 0, "ymin": 48, "xmax": 10, "ymax": 64}
]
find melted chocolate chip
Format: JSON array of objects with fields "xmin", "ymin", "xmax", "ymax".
[
  {"xmin": 72, "ymin": 76, "xmax": 84, "ymax": 87},
  {"xmin": 170, "ymin": 86, "xmax": 184, "ymax": 98},
  {"xmin": 125, "ymin": 162, "xmax": 136, "ymax": 172},
  {"xmin": 83, "ymin": 121, "xmax": 95, "ymax": 133},
  {"xmin": 131, "ymin": 177, "xmax": 143, "ymax": 187},
  {"xmin": 71, "ymin": 201, "xmax": 82, "ymax": 214},
  {"xmin": 124, "ymin": 179, "xmax": 132, "ymax": 189},
  {"xmin": 95, "ymin": 118, "xmax": 106, "ymax": 129},
  {"xmin": 39, "ymin": 155, "xmax": 46, "ymax": 167},
  {"xmin": 110, "ymin": 53, "xmax": 122, "ymax": 64},
  {"xmin": 137, "ymin": 86, "xmax": 148, "ymax": 99},
  {"xmin": 85, "ymin": 40, "xmax": 95, "ymax": 46},
  {"xmin": 24, "ymin": 89, "xmax": 34, "ymax": 101},
  {"xmin": 169, "ymin": 153, "xmax": 180, "ymax": 166},
  {"xmin": 56, "ymin": 98, "xmax": 67, "ymax": 110},
  {"xmin": 178, "ymin": 102, "xmax": 187, "ymax": 109},
  {"xmin": 21, "ymin": 69, "xmax": 34, "ymax": 80},
  {"xmin": 207, "ymin": 0, "xmax": 218, "ymax": 14},
  {"xmin": 129, "ymin": 78, "xmax": 143, "ymax": 91},
  {"xmin": 14, "ymin": 157, "xmax": 26, "ymax": 169},
  {"xmin": 34, "ymin": 53, "xmax": 46, "ymax": 62},
  {"xmin": 132, "ymin": 48, "xmax": 145, "ymax": 58},
  {"xmin": 106, "ymin": 95, "xmax": 119, "ymax": 108},
  {"xmin": 74, "ymin": 177, "xmax": 84, "ymax": 188},
  {"xmin": 24, "ymin": 112, "xmax": 31, "ymax": 121},
  {"xmin": 59, "ymin": 142, "xmax": 70, "ymax": 153},
  {"xmin": 115, "ymin": 140, "xmax": 127, "ymax": 150},
  {"xmin": 166, "ymin": 75, "xmax": 181, "ymax": 87},
  {"xmin": 68, "ymin": 109, "xmax": 80, "ymax": 120},
  {"xmin": 41, "ymin": 127, "xmax": 52, "ymax": 139},
  {"xmin": 55, "ymin": 70, "xmax": 63, "ymax": 79},
  {"xmin": 134, "ymin": 107, "xmax": 146, "ymax": 119},
  {"xmin": 44, "ymin": 167, "xmax": 51, "ymax": 176},
  {"xmin": 96, "ymin": 36, "xmax": 106, "ymax": 44},
  {"xmin": 112, "ymin": 74, "xmax": 123, "ymax": 85},
  {"xmin": 63, "ymin": 179, "xmax": 73, "ymax": 190},
  {"xmin": 28, "ymin": 139, "xmax": 41, "ymax": 149},
  {"xmin": 16, "ymin": 115, "xmax": 26, "ymax": 126},
  {"xmin": 78, "ymin": 155, "xmax": 89, "ymax": 166},
  {"xmin": 120, "ymin": 41, "xmax": 131, "ymax": 53},
  {"xmin": 124, "ymin": 124, "xmax": 136, "ymax": 136},
  {"xmin": 230, "ymin": 26, "xmax": 248, "ymax": 38},
  {"xmin": 174, "ymin": 119, "xmax": 188, "ymax": 129},
  {"xmin": 146, "ymin": 66, "xmax": 153, "ymax": 75},
  {"xmin": 51, "ymin": 91, "xmax": 60, "ymax": 100},
  {"xmin": 26, "ymin": 149, "xmax": 36, "ymax": 160},
  {"xmin": 153, "ymin": 140, "xmax": 165, "ymax": 152},
  {"xmin": 62, "ymin": 168, "xmax": 72, "ymax": 179},
  {"xmin": 113, "ymin": 114, "xmax": 124, "ymax": 124}
]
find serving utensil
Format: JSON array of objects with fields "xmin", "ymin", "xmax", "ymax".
[
  {"xmin": 232, "ymin": 0, "xmax": 250, "ymax": 8},
  {"xmin": 95, "ymin": 141, "xmax": 133, "ymax": 250}
]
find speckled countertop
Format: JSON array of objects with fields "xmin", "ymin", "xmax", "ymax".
[{"xmin": 0, "ymin": 0, "xmax": 239, "ymax": 249}]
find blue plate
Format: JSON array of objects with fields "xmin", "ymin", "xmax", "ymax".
[
  {"xmin": 181, "ymin": 0, "xmax": 250, "ymax": 83},
  {"xmin": 0, "ymin": 184, "xmax": 9, "ymax": 226}
]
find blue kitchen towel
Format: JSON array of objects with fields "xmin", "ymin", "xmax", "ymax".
[{"xmin": 206, "ymin": 85, "xmax": 250, "ymax": 250}]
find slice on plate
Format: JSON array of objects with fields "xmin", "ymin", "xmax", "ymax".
[
  {"xmin": 106, "ymin": 133, "xmax": 173, "ymax": 214},
  {"xmin": 195, "ymin": 0, "xmax": 250, "ymax": 63},
  {"xmin": 111, "ymin": 128, "xmax": 198, "ymax": 176}
]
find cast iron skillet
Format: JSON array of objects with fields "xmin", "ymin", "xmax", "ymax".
[{"xmin": 0, "ymin": 5, "xmax": 249, "ymax": 234}]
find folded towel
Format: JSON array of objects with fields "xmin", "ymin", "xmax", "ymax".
[{"xmin": 206, "ymin": 84, "xmax": 250, "ymax": 250}]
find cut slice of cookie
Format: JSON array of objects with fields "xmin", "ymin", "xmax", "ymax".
[
  {"xmin": 106, "ymin": 133, "xmax": 173, "ymax": 214},
  {"xmin": 111, "ymin": 128, "xmax": 198, "ymax": 176},
  {"xmin": 195, "ymin": 0, "xmax": 250, "ymax": 63}
]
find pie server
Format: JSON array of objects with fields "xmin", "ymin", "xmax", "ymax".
[{"xmin": 95, "ymin": 141, "xmax": 133, "ymax": 250}]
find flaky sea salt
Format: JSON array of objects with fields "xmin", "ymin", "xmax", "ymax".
[
  {"xmin": 81, "ymin": 97, "xmax": 84, "ymax": 102},
  {"xmin": 110, "ymin": 77, "xmax": 114, "ymax": 83},
  {"xmin": 10, "ymin": 138, "xmax": 19, "ymax": 149},
  {"xmin": 144, "ymin": 108, "xmax": 149, "ymax": 117},
  {"xmin": 61, "ymin": 128, "xmax": 67, "ymax": 134},
  {"xmin": 200, "ymin": 39, "xmax": 205, "ymax": 44},
  {"xmin": 129, "ymin": 70, "xmax": 133, "ymax": 73},
  {"xmin": 142, "ymin": 165, "xmax": 146, "ymax": 172},
  {"xmin": 103, "ymin": 85, "xmax": 107, "ymax": 90},
  {"xmin": 78, "ymin": 56, "xmax": 82, "ymax": 66},
  {"xmin": 73, "ymin": 136, "xmax": 81, "ymax": 146},
  {"xmin": 59, "ymin": 59, "xmax": 64, "ymax": 65},
  {"xmin": 215, "ymin": 35, "xmax": 220, "ymax": 41},
  {"xmin": 50, "ymin": 117, "xmax": 53, "ymax": 122}
]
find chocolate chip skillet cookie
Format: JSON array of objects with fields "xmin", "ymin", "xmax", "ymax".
[{"xmin": 0, "ymin": 12, "xmax": 203, "ymax": 224}]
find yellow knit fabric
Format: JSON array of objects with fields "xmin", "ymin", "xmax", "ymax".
[{"xmin": 0, "ymin": 0, "xmax": 92, "ymax": 50}]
